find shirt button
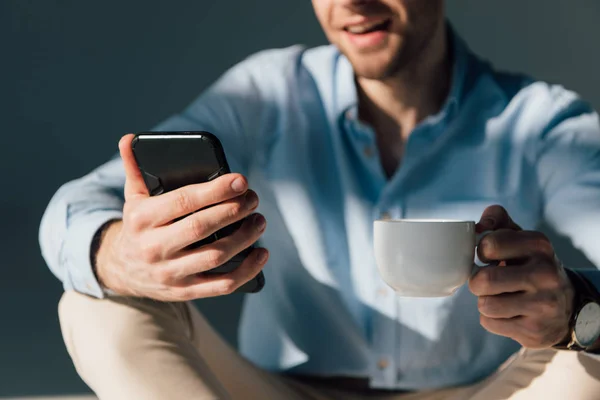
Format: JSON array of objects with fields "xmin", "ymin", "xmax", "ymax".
[
  {"xmin": 363, "ymin": 146, "xmax": 375, "ymax": 158},
  {"xmin": 377, "ymin": 287, "xmax": 389, "ymax": 297},
  {"xmin": 377, "ymin": 358, "xmax": 390, "ymax": 370},
  {"xmin": 380, "ymin": 211, "xmax": 392, "ymax": 220}
]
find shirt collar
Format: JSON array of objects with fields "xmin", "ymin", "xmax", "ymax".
[{"xmin": 334, "ymin": 24, "xmax": 471, "ymax": 125}]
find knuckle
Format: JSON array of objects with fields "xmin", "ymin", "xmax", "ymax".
[
  {"xmin": 139, "ymin": 241, "xmax": 162, "ymax": 263},
  {"xmin": 214, "ymin": 279, "xmax": 237, "ymax": 296},
  {"xmin": 525, "ymin": 263, "xmax": 543, "ymax": 285},
  {"xmin": 122, "ymin": 202, "xmax": 136, "ymax": 218},
  {"xmin": 480, "ymin": 236, "xmax": 499, "ymax": 260},
  {"xmin": 531, "ymin": 232, "xmax": 553, "ymax": 255},
  {"xmin": 126, "ymin": 208, "xmax": 146, "ymax": 229},
  {"xmin": 175, "ymin": 190, "xmax": 194, "ymax": 214},
  {"xmin": 221, "ymin": 280, "xmax": 237, "ymax": 295},
  {"xmin": 226, "ymin": 200, "xmax": 245, "ymax": 220},
  {"xmin": 205, "ymin": 249, "xmax": 229, "ymax": 269},
  {"xmin": 538, "ymin": 294, "xmax": 560, "ymax": 315},
  {"xmin": 153, "ymin": 268, "xmax": 173, "ymax": 285},
  {"xmin": 535, "ymin": 263, "xmax": 561, "ymax": 288},
  {"xmin": 545, "ymin": 272, "xmax": 561, "ymax": 289},
  {"xmin": 188, "ymin": 216, "xmax": 209, "ymax": 240}
]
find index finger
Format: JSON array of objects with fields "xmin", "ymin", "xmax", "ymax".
[
  {"xmin": 469, "ymin": 264, "xmax": 535, "ymax": 296},
  {"xmin": 142, "ymin": 173, "xmax": 249, "ymax": 226},
  {"xmin": 477, "ymin": 229, "xmax": 554, "ymax": 263},
  {"xmin": 119, "ymin": 134, "xmax": 149, "ymax": 201}
]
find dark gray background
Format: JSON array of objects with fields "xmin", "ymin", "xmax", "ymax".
[{"xmin": 1, "ymin": 0, "xmax": 599, "ymax": 397}]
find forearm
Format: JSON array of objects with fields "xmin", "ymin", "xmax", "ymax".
[{"xmin": 39, "ymin": 156, "xmax": 125, "ymax": 298}]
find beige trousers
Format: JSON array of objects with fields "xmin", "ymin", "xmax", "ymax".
[{"xmin": 58, "ymin": 291, "xmax": 600, "ymax": 400}]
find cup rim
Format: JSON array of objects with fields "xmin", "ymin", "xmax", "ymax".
[{"xmin": 374, "ymin": 219, "xmax": 475, "ymax": 224}]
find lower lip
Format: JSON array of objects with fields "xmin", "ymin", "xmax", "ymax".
[{"xmin": 343, "ymin": 29, "xmax": 388, "ymax": 50}]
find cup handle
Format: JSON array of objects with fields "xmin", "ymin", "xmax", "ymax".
[{"xmin": 472, "ymin": 230, "xmax": 499, "ymax": 275}]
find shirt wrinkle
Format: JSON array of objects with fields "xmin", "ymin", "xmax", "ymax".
[{"xmin": 39, "ymin": 28, "xmax": 600, "ymax": 390}]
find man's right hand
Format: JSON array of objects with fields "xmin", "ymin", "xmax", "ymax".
[{"xmin": 94, "ymin": 134, "xmax": 269, "ymax": 301}]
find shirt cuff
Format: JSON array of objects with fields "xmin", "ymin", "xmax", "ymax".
[{"xmin": 61, "ymin": 210, "xmax": 123, "ymax": 298}]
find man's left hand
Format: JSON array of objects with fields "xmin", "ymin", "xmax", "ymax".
[{"xmin": 469, "ymin": 205, "xmax": 575, "ymax": 348}]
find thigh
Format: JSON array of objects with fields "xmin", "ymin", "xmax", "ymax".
[
  {"xmin": 59, "ymin": 291, "xmax": 324, "ymax": 400},
  {"xmin": 332, "ymin": 349, "xmax": 600, "ymax": 400},
  {"xmin": 59, "ymin": 291, "xmax": 228, "ymax": 399},
  {"xmin": 463, "ymin": 348, "xmax": 600, "ymax": 400}
]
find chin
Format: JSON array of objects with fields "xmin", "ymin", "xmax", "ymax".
[
  {"xmin": 343, "ymin": 47, "xmax": 404, "ymax": 80},
  {"xmin": 348, "ymin": 56, "xmax": 396, "ymax": 80},
  {"xmin": 336, "ymin": 33, "xmax": 407, "ymax": 80}
]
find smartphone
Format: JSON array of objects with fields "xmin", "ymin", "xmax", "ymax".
[{"xmin": 130, "ymin": 131, "xmax": 265, "ymax": 293}]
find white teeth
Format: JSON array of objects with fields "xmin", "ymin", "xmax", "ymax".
[{"xmin": 346, "ymin": 22, "xmax": 382, "ymax": 34}]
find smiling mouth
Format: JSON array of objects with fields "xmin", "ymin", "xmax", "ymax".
[{"xmin": 344, "ymin": 19, "xmax": 391, "ymax": 35}]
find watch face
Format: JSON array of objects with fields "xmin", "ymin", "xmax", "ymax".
[{"xmin": 574, "ymin": 302, "xmax": 600, "ymax": 347}]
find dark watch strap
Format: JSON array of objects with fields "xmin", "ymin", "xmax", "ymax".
[{"xmin": 553, "ymin": 268, "xmax": 600, "ymax": 353}]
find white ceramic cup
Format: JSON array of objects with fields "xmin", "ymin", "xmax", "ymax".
[{"xmin": 374, "ymin": 219, "xmax": 488, "ymax": 297}]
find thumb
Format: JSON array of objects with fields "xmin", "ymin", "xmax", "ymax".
[
  {"xmin": 476, "ymin": 204, "xmax": 522, "ymax": 233},
  {"xmin": 119, "ymin": 134, "xmax": 149, "ymax": 200}
]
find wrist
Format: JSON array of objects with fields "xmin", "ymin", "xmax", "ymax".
[
  {"xmin": 554, "ymin": 268, "xmax": 600, "ymax": 353},
  {"xmin": 92, "ymin": 219, "xmax": 123, "ymax": 295}
]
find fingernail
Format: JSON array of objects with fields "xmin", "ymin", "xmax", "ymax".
[
  {"xmin": 245, "ymin": 191, "xmax": 259, "ymax": 210},
  {"xmin": 253, "ymin": 214, "xmax": 266, "ymax": 231},
  {"xmin": 231, "ymin": 177, "xmax": 246, "ymax": 193},
  {"xmin": 256, "ymin": 249, "xmax": 269, "ymax": 264}
]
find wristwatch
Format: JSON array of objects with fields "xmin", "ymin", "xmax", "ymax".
[{"xmin": 554, "ymin": 268, "xmax": 600, "ymax": 353}]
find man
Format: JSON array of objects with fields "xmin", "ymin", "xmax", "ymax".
[{"xmin": 39, "ymin": 0, "xmax": 600, "ymax": 398}]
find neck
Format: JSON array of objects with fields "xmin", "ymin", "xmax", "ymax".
[{"xmin": 357, "ymin": 24, "xmax": 452, "ymax": 142}]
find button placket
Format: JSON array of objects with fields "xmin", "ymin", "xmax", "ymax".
[
  {"xmin": 377, "ymin": 357, "xmax": 390, "ymax": 370},
  {"xmin": 370, "ymin": 271, "xmax": 397, "ymax": 386}
]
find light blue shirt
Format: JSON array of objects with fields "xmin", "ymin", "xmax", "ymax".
[{"xmin": 39, "ymin": 33, "xmax": 600, "ymax": 390}]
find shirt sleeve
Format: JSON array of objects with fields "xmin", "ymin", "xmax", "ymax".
[
  {"xmin": 538, "ymin": 97, "xmax": 600, "ymax": 269},
  {"xmin": 39, "ymin": 57, "xmax": 269, "ymax": 298},
  {"xmin": 536, "ymin": 95, "xmax": 600, "ymax": 358}
]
